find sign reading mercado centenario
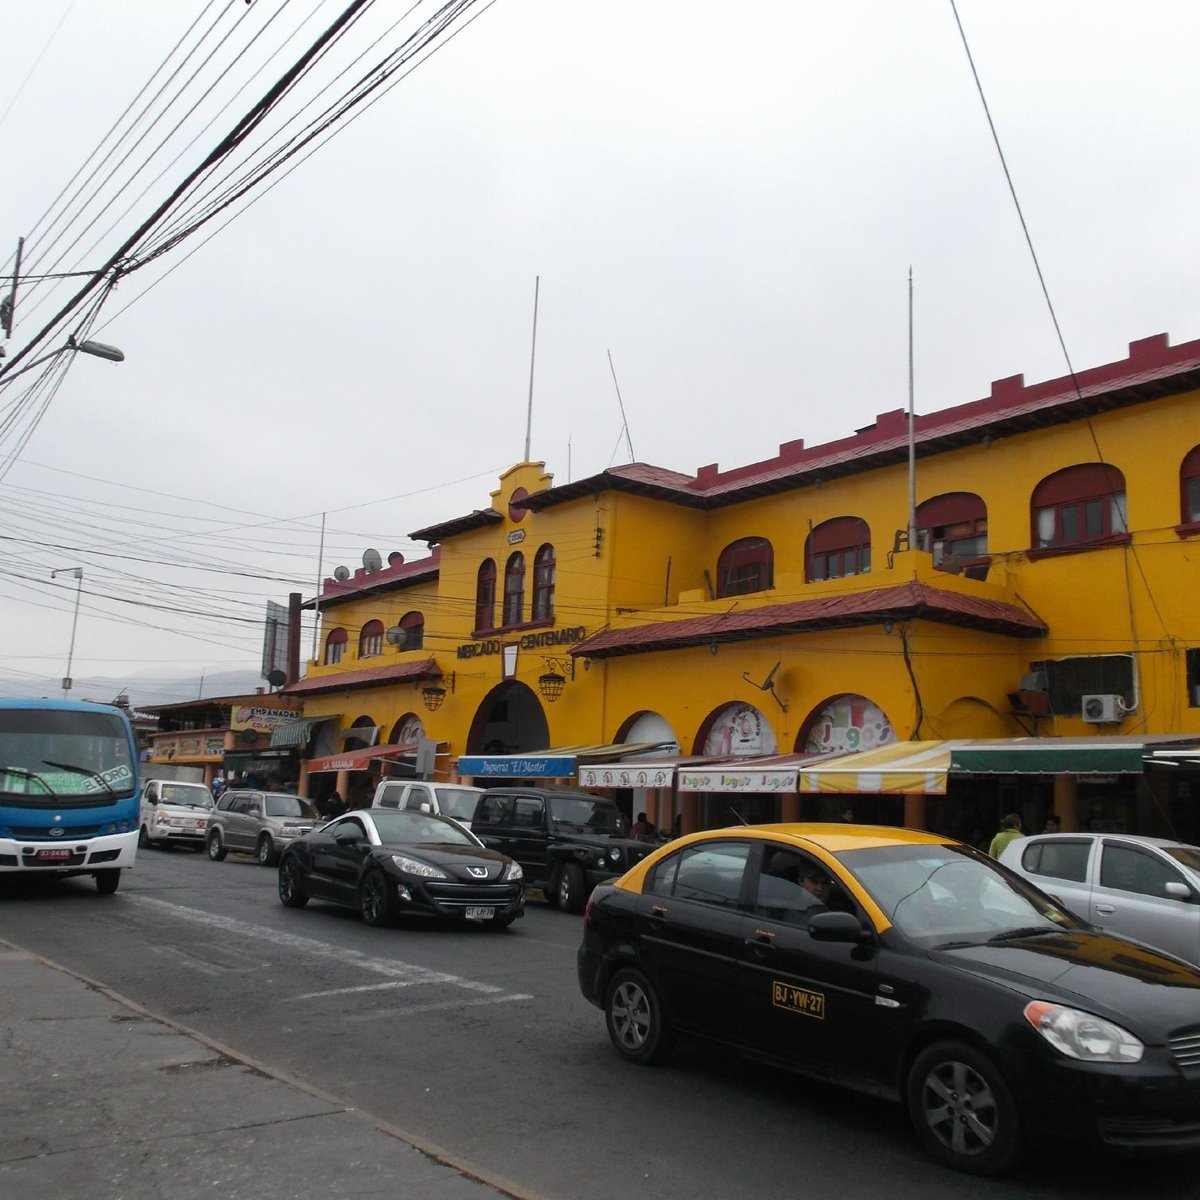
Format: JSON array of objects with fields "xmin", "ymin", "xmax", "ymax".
[{"xmin": 456, "ymin": 626, "xmax": 586, "ymax": 660}]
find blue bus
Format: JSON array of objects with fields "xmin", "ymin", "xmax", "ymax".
[{"xmin": 0, "ymin": 698, "xmax": 140, "ymax": 893}]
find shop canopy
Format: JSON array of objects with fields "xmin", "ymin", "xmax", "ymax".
[
  {"xmin": 307, "ymin": 742, "xmax": 416, "ymax": 773},
  {"xmin": 457, "ymin": 743, "xmax": 664, "ymax": 780},
  {"xmin": 578, "ymin": 755, "xmax": 730, "ymax": 790},
  {"xmin": 270, "ymin": 715, "xmax": 338, "ymax": 748},
  {"xmin": 950, "ymin": 735, "xmax": 1200, "ymax": 775},
  {"xmin": 798, "ymin": 740, "xmax": 962, "ymax": 796},
  {"xmin": 678, "ymin": 752, "xmax": 841, "ymax": 794}
]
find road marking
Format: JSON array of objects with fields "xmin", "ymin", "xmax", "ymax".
[
  {"xmin": 128, "ymin": 895, "xmax": 526, "ymax": 1001},
  {"xmin": 342, "ymin": 993, "xmax": 534, "ymax": 1022}
]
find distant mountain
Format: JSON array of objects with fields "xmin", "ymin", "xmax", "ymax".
[{"xmin": 0, "ymin": 668, "xmax": 269, "ymax": 709}]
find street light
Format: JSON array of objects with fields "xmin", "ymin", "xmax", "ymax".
[
  {"xmin": 50, "ymin": 567, "xmax": 84, "ymax": 697},
  {"xmin": 0, "ymin": 337, "xmax": 125, "ymax": 386}
]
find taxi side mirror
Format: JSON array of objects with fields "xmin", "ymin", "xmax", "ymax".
[{"xmin": 808, "ymin": 911, "xmax": 869, "ymax": 943}]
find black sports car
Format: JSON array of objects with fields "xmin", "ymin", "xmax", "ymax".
[
  {"xmin": 278, "ymin": 808, "xmax": 524, "ymax": 929},
  {"xmin": 578, "ymin": 823, "xmax": 1200, "ymax": 1175}
]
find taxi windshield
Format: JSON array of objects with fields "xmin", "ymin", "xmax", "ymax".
[{"xmin": 838, "ymin": 842, "xmax": 1081, "ymax": 947}]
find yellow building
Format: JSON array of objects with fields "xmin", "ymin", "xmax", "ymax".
[{"xmin": 284, "ymin": 332, "xmax": 1200, "ymax": 846}]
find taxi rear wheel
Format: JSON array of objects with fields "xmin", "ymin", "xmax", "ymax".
[
  {"xmin": 605, "ymin": 968, "xmax": 675, "ymax": 1065},
  {"xmin": 906, "ymin": 1040, "xmax": 1022, "ymax": 1176}
]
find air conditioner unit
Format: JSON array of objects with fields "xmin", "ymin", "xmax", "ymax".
[{"xmin": 1081, "ymin": 693, "xmax": 1124, "ymax": 724}]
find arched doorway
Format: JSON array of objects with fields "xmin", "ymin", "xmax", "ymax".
[
  {"xmin": 466, "ymin": 680, "xmax": 549, "ymax": 756},
  {"xmin": 687, "ymin": 701, "xmax": 779, "ymax": 830},
  {"xmin": 799, "ymin": 693, "xmax": 899, "ymax": 825}
]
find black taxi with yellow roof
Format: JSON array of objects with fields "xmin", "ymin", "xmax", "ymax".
[{"xmin": 577, "ymin": 823, "xmax": 1200, "ymax": 1175}]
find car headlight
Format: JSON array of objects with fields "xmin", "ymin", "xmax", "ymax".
[
  {"xmin": 608, "ymin": 847, "xmax": 622, "ymax": 863},
  {"xmin": 504, "ymin": 861, "xmax": 523, "ymax": 881},
  {"xmin": 1023, "ymin": 1001, "xmax": 1143, "ymax": 1062},
  {"xmin": 390, "ymin": 855, "xmax": 447, "ymax": 879}
]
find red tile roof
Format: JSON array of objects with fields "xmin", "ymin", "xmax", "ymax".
[
  {"xmin": 522, "ymin": 333, "xmax": 1200, "ymax": 513},
  {"xmin": 571, "ymin": 581, "xmax": 1046, "ymax": 660},
  {"xmin": 308, "ymin": 548, "xmax": 442, "ymax": 609},
  {"xmin": 281, "ymin": 658, "xmax": 442, "ymax": 696}
]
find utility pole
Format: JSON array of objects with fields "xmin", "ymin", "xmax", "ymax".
[{"xmin": 50, "ymin": 566, "xmax": 83, "ymax": 697}]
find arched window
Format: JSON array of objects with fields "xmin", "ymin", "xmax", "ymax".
[
  {"xmin": 359, "ymin": 620, "xmax": 384, "ymax": 658},
  {"xmin": 532, "ymin": 544, "xmax": 556, "ymax": 621},
  {"xmin": 805, "ymin": 517, "xmax": 871, "ymax": 582},
  {"xmin": 475, "ymin": 559, "xmax": 496, "ymax": 632},
  {"xmin": 324, "ymin": 627, "xmax": 347, "ymax": 666},
  {"xmin": 916, "ymin": 493, "xmax": 988, "ymax": 570},
  {"xmin": 503, "ymin": 551, "xmax": 526, "ymax": 626},
  {"xmin": 1181, "ymin": 446, "xmax": 1200, "ymax": 525},
  {"xmin": 716, "ymin": 537, "xmax": 774, "ymax": 597},
  {"xmin": 1032, "ymin": 464, "xmax": 1127, "ymax": 551},
  {"xmin": 399, "ymin": 610, "xmax": 424, "ymax": 650}
]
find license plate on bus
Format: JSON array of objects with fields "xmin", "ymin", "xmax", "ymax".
[
  {"xmin": 464, "ymin": 906, "xmax": 495, "ymax": 921},
  {"xmin": 36, "ymin": 848, "xmax": 72, "ymax": 861}
]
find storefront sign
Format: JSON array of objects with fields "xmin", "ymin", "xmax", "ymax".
[
  {"xmin": 230, "ymin": 705, "xmax": 297, "ymax": 734},
  {"xmin": 703, "ymin": 703, "xmax": 776, "ymax": 757},
  {"xmin": 679, "ymin": 768, "xmax": 798, "ymax": 792},
  {"xmin": 459, "ymin": 755, "xmax": 576, "ymax": 778},
  {"xmin": 456, "ymin": 626, "xmax": 587, "ymax": 660},
  {"xmin": 578, "ymin": 765, "xmax": 673, "ymax": 789}
]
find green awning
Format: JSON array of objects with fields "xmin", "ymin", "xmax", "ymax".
[{"xmin": 949, "ymin": 736, "xmax": 1200, "ymax": 776}]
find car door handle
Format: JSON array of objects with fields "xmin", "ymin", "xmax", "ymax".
[
  {"xmin": 746, "ymin": 929, "xmax": 776, "ymax": 954},
  {"xmin": 649, "ymin": 903, "xmax": 669, "ymax": 921},
  {"xmin": 1094, "ymin": 904, "xmax": 1116, "ymax": 915}
]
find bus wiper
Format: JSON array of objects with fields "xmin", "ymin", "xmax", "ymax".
[
  {"xmin": 0, "ymin": 765, "xmax": 55, "ymax": 794},
  {"xmin": 41, "ymin": 759, "xmax": 116, "ymax": 797}
]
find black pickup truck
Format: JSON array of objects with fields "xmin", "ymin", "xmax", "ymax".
[{"xmin": 468, "ymin": 787, "xmax": 660, "ymax": 913}]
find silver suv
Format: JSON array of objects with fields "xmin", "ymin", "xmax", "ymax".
[
  {"xmin": 207, "ymin": 790, "xmax": 320, "ymax": 866},
  {"xmin": 999, "ymin": 831, "xmax": 1200, "ymax": 966},
  {"xmin": 371, "ymin": 780, "xmax": 483, "ymax": 829}
]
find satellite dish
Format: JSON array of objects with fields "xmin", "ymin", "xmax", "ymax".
[
  {"xmin": 387, "ymin": 551, "xmax": 405, "ymax": 567},
  {"xmin": 362, "ymin": 548, "xmax": 383, "ymax": 572},
  {"xmin": 266, "ymin": 668, "xmax": 287, "ymax": 688},
  {"xmin": 333, "ymin": 565, "xmax": 350, "ymax": 581},
  {"xmin": 760, "ymin": 661, "xmax": 781, "ymax": 691},
  {"xmin": 385, "ymin": 626, "xmax": 405, "ymax": 646}
]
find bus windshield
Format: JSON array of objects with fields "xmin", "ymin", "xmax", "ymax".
[{"xmin": 0, "ymin": 708, "xmax": 136, "ymax": 802}]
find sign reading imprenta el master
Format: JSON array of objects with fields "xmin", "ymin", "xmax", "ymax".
[{"xmin": 456, "ymin": 626, "xmax": 586, "ymax": 659}]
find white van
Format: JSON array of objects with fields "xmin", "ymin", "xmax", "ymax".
[
  {"xmin": 370, "ymin": 780, "xmax": 483, "ymax": 830},
  {"xmin": 139, "ymin": 778, "xmax": 215, "ymax": 850}
]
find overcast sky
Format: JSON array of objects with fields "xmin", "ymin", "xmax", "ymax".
[{"xmin": 1, "ymin": 1, "xmax": 1197, "ymax": 704}]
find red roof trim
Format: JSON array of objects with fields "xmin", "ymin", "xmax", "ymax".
[
  {"xmin": 281, "ymin": 658, "xmax": 441, "ymax": 695},
  {"xmin": 521, "ymin": 334, "xmax": 1200, "ymax": 515},
  {"xmin": 570, "ymin": 582, "xmax": 1046, "ymax": 660}
]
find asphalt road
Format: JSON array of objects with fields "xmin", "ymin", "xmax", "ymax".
[{"xmin": 2, "ymin": 847, "xmax": 1197, "ymax": 1200}]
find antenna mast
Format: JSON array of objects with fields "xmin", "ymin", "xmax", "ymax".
[
  {"xmin": 607, "ymin": 349, "xmax": 635, "ymax": 462},
  {"xmin": 310, "ymin": 512, "xmax": 326, "ymax": 664},
  {"xmin": 524, "ymin": 276, "xmax": 539, "ymax": 461},
  {"xmin": 907, "ymin": 267, "xmax": 917, "ymax": 548}
]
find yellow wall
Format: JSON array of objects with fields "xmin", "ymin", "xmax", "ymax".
[{"xmin": 297, "ymin": 380, "xmax": 1200, "ymax": 760}]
